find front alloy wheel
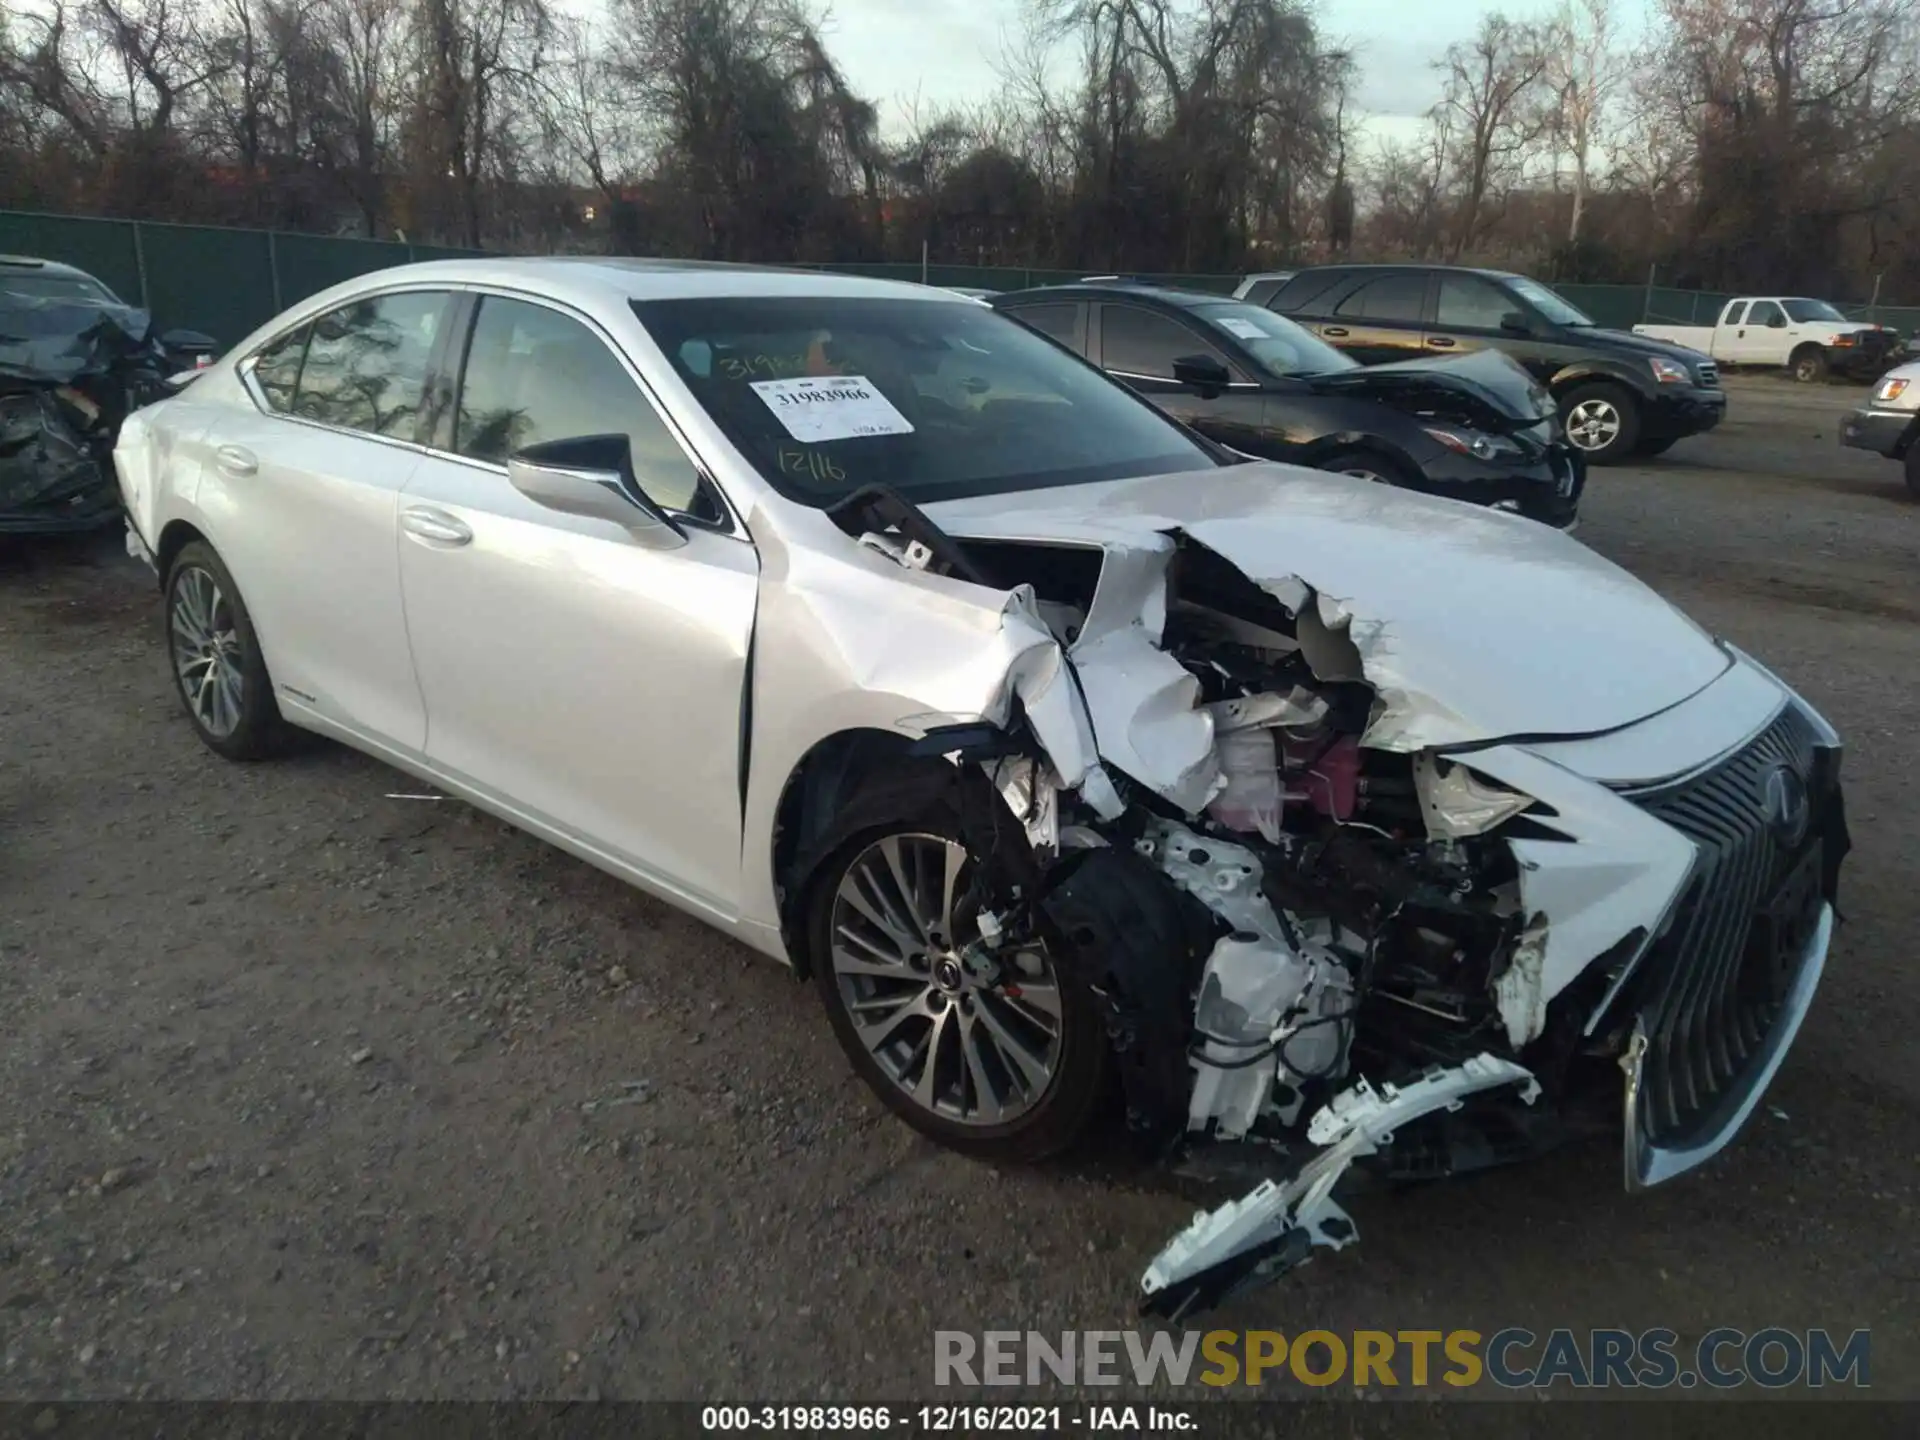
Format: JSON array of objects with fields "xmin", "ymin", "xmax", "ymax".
[
  {"xmin": 1558, "ymin": 382, "xmax": 1641, "ymax": 464},
  {"xmin": 827, "ymin": 833, "xmax": 1064, "ymax": 1128},
  {"xmin": 1565, "ymin": 397, "xmax": 1622, "ymax": 452}
]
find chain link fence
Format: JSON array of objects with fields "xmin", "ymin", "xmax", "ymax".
[{"xmin": 6, "ymin": 208, "xmax": 1917, "ymax": 345}]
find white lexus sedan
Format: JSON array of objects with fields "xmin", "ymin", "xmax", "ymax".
[{"xmin": 116, "ymin": 258, "xmax": 1848, "ymax": 1318}]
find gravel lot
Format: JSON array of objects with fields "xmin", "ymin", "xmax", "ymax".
[{"xmin": 2, "ymin": 375, "xmax": 1916, "ymax": 1403}]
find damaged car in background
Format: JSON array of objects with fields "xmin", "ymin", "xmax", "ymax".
[
  {"xmin": 2, "ymin": 255, "xmax": 216, "ymax": 534},
  {"xmin": 117, "ymin": 261, "xmax": 1848, "ymax": 1320}
]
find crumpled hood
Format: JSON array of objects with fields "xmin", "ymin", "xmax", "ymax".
[
  {"xmin": 924, "ymin": 463, "xmax": 1730, "ymax": 750},
  {"xmin": 1305, "ymin": 348, "xmax": 1552, "ymax": 429}
]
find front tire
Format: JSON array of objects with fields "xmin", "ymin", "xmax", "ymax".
[
  {"xmin": 1632, "ymin": 436, "xmax": 1677, "ymax": 458},
  {"xmin": 1790, "ymin": 346, "xmax": 1828, "ymax": 384},
  {"xmin": 165, "ymin": 540, "xmax": 292, "ymax": 760},
  {"xmin": 802, "ymin": 769, "xmax": 1107, "ymax": 1162},
  {"xmin": 1558, "ymin": 382, "xmax": 1641, "ymax": 465},
  {"xmin": 1316, "ymin": 447, "xmax": 1419, "ymax": 489}
]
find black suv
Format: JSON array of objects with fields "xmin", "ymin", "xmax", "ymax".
[
  {"xmin": 992, "ymin": 282, "xmax": 1584, "ymax": 526},
  {"xmin": 1263, "ymin": 264, "xmax": 1726, "ymax": 464}
]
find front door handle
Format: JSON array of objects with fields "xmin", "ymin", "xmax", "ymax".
[
  {"xmin": 1322, "ymin": 326, "xmax": 1350, "ymax": 338},
  {"xmin": 1425, "ymin": 336, "xmax": 1456, "ymax": 349},
  {"xmin": 401, "ymin": 506, "xmax": 473, "ymax": 546},
  {"xmin": 214, "ymin": 444, "xmax": 257, "ymax": 477}
]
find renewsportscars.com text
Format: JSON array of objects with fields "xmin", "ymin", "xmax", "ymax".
[{"xmin": 934, "ymin": 1328, "xmax": 1870, "ymax": 1390}]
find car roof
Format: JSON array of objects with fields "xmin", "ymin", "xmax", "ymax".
[
  {"xmin": 0, "ymin": 254, "xmax": 100, "ymax": 281},
  {"xmin": 994, "ymin": 282, "xmax": 1227, "ymax": 310},
  {"xmin": 304, "ymin": 255, "xmax": 977, "ymax": 307},
  {"xmin": 1283, "ymin": 261, "xmax": 1526, "ymax": 283}
]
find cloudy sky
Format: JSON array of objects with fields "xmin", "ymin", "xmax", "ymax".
[{"xmin": 792, "ymin": 0, "xmax": 1658, "ymax": 145}]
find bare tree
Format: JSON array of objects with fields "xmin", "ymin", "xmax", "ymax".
[
  {"xmin": 1545, "ymin": 0, "xmax": 1622, "ymax": 247},
  {"xmin": 1432, "ymin": 13, "xmax": 1553, "ymax": 260}
]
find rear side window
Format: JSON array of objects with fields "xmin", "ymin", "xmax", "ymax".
[
  {"xmin": 1333, "ymin": 275, "xmax": 1428, "ymax": 324},
  {"xmin": 293, "ymin": 291, "xmax": 446, "ymax": 440},
  {"xmin": 1271, "ymin": 270, "xmax": 1349, "ymax": 316},
  {"xmin": 1239, "ymin": 279, "xmax": 1283, "ymax": 307},
  {"xmin": 455, "ymin": 295, "xmax": 707, "ymax": 515},
  {"xmin": 1723, "ymin": 301, "xmax": 1748, "ymax": 325},
  {"xmin": 251, "ymin": 324, "xmax": 308, "ymax": 414},
  {"xmin": 1100, "ymin": 304, "xmax": 1226, "ymax": 378},
  {"xmin": 1002, "ymin": 302, "xmax": 1081, "ymax": 352}
]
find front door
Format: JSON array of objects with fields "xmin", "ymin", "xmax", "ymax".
[
  {"xmin": 1095, "ymin": 302, "xmax": 1269, "ymax": 452},
  {"xmin": 396, "ymin": 292, "xmax": 758, "ymax": 915}
]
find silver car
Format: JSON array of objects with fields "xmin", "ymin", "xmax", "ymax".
[{"xmin": 116, "ymin": 258, "xmax": 1848, "ymax": 1318}]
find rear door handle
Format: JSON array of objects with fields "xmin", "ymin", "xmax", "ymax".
[
  {"xmin": 1321, "ymin": 326, "xmax": 1349, "ymax": 338},
  {"xmin": 1425, "ymin": 336, "xmax": 1456, "ymax": 349},
  {"xmin": 401, "ymin": 506, "xmax": 473, "ymax": 546},
  {"xmin": 214, "ymin": 444, "xmax": 257, "ymax": 477}
]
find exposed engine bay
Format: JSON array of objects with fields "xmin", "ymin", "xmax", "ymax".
[{"xmin": 821, "ymin": 483, "xmax": 1844, "ymax": 1320}]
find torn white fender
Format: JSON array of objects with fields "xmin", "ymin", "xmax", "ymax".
[
  {"xmin": 1413, "ymin": 754, "xmax": 1535, "ymax": 840},
  {"xmin": 1139, "ymin": 1054, "xmax": 1539, "ymax": 1319}
]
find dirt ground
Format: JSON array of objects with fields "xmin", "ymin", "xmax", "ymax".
[{"xmin": 2, "ymin": 375, "xmax": 1917, "ymax": 1404}]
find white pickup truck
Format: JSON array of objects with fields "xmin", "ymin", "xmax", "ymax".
[{"xmin": 1634, "ymin": 297, "xmax": 1900, "ymax": 382}]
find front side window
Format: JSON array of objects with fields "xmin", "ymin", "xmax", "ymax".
[
  {"xmin": 1746, "ymin": 300, "xmax": 1786, "ymax": 327},
  {"xmin": 1100, "ymin": 304, "xmax": 1227, "ymax": 378},
  {"xmin": 633, "ymin": 295, "xmax": 1218, "ymax": 507},
  {"xmin": 293, "ymin": 290, "xmax": 445, "ymax": 440},
  {"xmin": 455, "ymin": 295, "xmax": 706, "ymax": 515},
  {"xmin": 1435, "ymin": 276, "xmax": 1517, "ymax": 331},
  {"xmin": 1333, "ymin": 274, "xmax": 1427, "ymax": 324}
]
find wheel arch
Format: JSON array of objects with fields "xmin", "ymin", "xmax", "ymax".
[
  {"xmin": 768, "ymin": 727, "xmax": 922, "ymax": 974},
  {"xmin": 154, "ymin": 517, "xmax": 210, "ymax": 590},
  {"xmin": 1548, "ymin": 363, "xmax": 1650, "ymax": 402}
]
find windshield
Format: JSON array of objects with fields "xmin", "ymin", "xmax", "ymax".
[
  {"xmin": 1506, "ymin": 276, "xmax": 1594, "ymax": 327},
  {"xmin": 1190, "ymin": 301, "xmax": 1356, "ymax": 376},
  {"xmin": 1783, "ymin": 299, "xmax": 1847, "ymax": 323},
  {"xmin": 633, "ymin": 296, "xmax": 1219, "ymax": 505},
  {"xmin": 0, "ymin": 270, "xmax": 117, "ymax": 303}
]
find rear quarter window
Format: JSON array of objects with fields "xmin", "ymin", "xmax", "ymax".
[{"xmin": 1270, "ymin": 271, "xmax": 1348, "ymax": 316}]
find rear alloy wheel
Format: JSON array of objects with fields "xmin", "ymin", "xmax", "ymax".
[
  {"xmin": 1791, "ymin": 346, "xmax": 1828, "ymax": 384},
  {"xmin": 165, "ymin": 540, "xmax": 292, "ymax": 760},
  {"xmin": 806, "ymin": 781, "xmax": 1107, "ymax": 1162},
  {"xmin": 1558, "ymin": 383, "xmax": 1641, "ymax": 465}
]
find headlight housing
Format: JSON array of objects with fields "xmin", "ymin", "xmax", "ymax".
[
  {"xmin": 1648, "ymin": 356, "xmax": 1693, "ymax": 385},
  {"xmin": 1423, "ymin": 427, "xmax": 1523, "ymax": 461},
  {"xmin": 1875, "ymin": 375, "xmax": 1910, "ymax": 403}
]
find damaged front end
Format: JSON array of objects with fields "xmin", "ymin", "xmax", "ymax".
[
  {"xmin": 1, "ymin": 294, "xmax": 185, "ymax": 534},
  {"xmin": 848, "ymin": 482, "xmax": 1845, "ymax": 1318}
]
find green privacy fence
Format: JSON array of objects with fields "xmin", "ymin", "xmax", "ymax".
[
  {"xmin": 6, "ymin": 207, "xmax": 1917, "ymax": 344},
  {"xmin": 0, "ymin": 209, "xmax": 482, "ymax": 344}
]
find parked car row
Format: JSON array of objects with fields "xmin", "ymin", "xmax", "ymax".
[{"xmin": 107, "ymin": 257, "xmax": 1847, "ymax": 1320}]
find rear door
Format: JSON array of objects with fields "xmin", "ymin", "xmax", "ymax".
[
  {"xmin": 207, "ymin": 287, "xmax": 451, "ymax": 749},
  {"xmin": 1093, "ymin": 302, "xmax": 1269, "ymax": 452},
  {"xmin": 1313, "ymin": 273, "xmax": 1432, "ymax": 365},
  {"xmin": 395, "ymin": 290, "xmax": 758, "ymax": 914}
]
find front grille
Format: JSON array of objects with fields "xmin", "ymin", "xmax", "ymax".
[
  {"xmin": 1618, "ymin": 705, "xmax": 1824, "ymax": 1147},
  {"xmin": 1696, "ymin": 362, "xmax": 1720, "ymax": 388}
]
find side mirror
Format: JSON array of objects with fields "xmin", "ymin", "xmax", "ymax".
[
  {"xmin": 1499, "ymin": 311, "xmax": 1532, "ymax": 336},
  {"xmin": 1171, "ymin": 353, "xmax": 1232, "ymax": 396},
  {"xmin": 506, "ymin": 434, "xmax": 687, "ymax": 550}
]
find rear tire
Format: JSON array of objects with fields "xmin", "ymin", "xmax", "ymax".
[
  {"xmin": 164, "ymin": 540, "xmax": 294, "ymax": 761},
  {"xmin": 1315, "ymin": 447, "xmax": 1419, "ymax": 490},
  {"xmin": 1790, "ymin": 345, "xmax": 1828, "ymax": 384},
  {"xmin": 1558, "ymin": 382, "xmax": 1641, "ymax": 465},
  {"xmin": 801, "ymin": 766, "xmax": 1108, "ymax": 1163}
]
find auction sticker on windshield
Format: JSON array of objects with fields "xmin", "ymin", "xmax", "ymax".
[
  {"xmin": 751, "ymin": 375, "xmax": 915, "ymax": 442},
  {"xmin": 1217, "ymin": 317, "xmax": 1268, "ymax": 340}
]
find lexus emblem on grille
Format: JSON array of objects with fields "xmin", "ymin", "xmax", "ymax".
[{"xmin": 1763, "ymin": 765, "xmax": 1811, "ymax": 848}]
